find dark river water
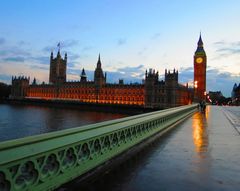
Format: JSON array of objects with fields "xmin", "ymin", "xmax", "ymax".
[{"xmin": 0, "ymin": 103, "xmax": 127, "ymax": 142}]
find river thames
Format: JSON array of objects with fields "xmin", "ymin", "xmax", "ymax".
[{"xmin": 0, "ymin": 103, "xmax": 127, "ymax": 142}]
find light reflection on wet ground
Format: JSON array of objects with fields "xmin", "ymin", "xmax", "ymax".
[
  {"xmin": 64, "ymin": 106, "xmax": 240, "ymax": 191},
  {"xmin": 192, "ymin": 110, "xmax": 209, "ymax": 154}
]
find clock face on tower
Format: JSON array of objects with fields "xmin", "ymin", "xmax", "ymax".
[{"xmin": 196, "ymin": 57, "xmax": 203, "ymax": 64}]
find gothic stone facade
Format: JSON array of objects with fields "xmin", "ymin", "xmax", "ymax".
[
  {"xmin": 11, "ymin": 54, "xmax": 191, "ymax": 109},
  {"xmin": 49, "ymin": 50, "xmax": 67, "ymax": 84},
  {"xmin": 11, "ymin": 38, "xmax": 203, "ymax": 108}
]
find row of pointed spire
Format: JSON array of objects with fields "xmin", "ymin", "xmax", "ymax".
[
  {"xmin": 51, "ymin": 32, "xmax": 203, "ymax": 72},
  {"xmin": 12, "ymin": 76, "xmax": 37, "ymax": 85},
  {"xmin": 50, "ymin": 51, "xmax": 67, "ymax": 60},
  {"xmin": 54, "ymin": 34, "xmax": 203, "ymax": 83},
  {"xmin": 12, "ymin": 76, "xmax": 30, "ymax": 81}
]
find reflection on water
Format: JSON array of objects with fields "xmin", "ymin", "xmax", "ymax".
[
  {"xmin": 0, "ymin": 104, "xmax": 127, "ymax": 142},
  {"xmin": 192, "ymin": 106, "xmax": 209, "ymax": 154}
]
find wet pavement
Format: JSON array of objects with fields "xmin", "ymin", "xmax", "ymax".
[
  {"xmin": 65, "ymin": 106, "xmax": 240, "ymax": 191},
  {"xmin": 222, "ymin": 106, "xmax": 240, "ymax": 134}
]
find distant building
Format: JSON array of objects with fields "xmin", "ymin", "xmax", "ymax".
[
  {"xmin": 208, "ymin": 91, "xmax": 224, "ymax": 105},
  {"xmin": 11, "ymin": 76, "xmax": 30, "ymax": 98},
  {"xmin": 0, "ymin": 82, "xmax": 11, "ymax": 98},
  {"xmin": 231, "ymin": 83, "xmax": 240, "ymax": 105},
  {"xmin": 11, "ymin": 36, "xmax": 207, "ymax": 109}
]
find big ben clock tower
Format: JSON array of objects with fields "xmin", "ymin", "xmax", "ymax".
[{"xmin": 194, "ymin": 34, "xmax": 207, "ymax": 102}]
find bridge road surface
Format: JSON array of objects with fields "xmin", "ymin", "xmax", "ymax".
[{"xmin": 61, "ymin": 106, "xmax": 240, "ymax": 191}]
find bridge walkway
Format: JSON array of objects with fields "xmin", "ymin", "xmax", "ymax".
[{"xmin": 63, "ymin": 106, "xmax": 240, "ymax": 191}]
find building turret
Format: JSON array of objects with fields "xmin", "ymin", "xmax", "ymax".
[
  {"xmin": 232, "ymin": 83, "xmax": 240, "ymax": 105},
  {"xmin": 64, "ymin": 53, "xmax": 67, "ymax": 61},
  {"xmin": 97, "ymin": 53, "xmax": 101, "ymax": 68},
  {"xmin": 11, "ymin": 76, "xmax": 30, "ymax": 98},
  {"xmin": 165, "ymin": 69, "xmax": 178, "ymax": 84},
  {"xmin": 57, "ymin": 50, "xmax": 61, "ymax": 57},
  {"xmin": 32, "ymin": 77, "xmax": 37, "ymax": 85},
  {"xmin": 145, "ymin": 68, "xmax": 159, "ymax": 108},
  {"xmin": 94, "ymin": 54, "xmax": 106, "ymax": 87},
  {"xmin": 165, "ymin": 69, "xmax": 179, "ymax": 107},
  {"xmin": 50, "ymin": 51, "xmax": 53, "ymax": 61},
  {"xmin": 145, "ymin": 68, "xmax": 159, "ymax": 85},
  {"xmin": 80, "ymin": 68, "xmax": 87, "ymax": 82},
  {"xmin": 49, "ymin": 45, "xmax": 67, "ymax": 84}
]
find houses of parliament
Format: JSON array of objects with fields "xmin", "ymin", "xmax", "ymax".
[{"xmin": 11, "ymin": 35, "xmax": 207, "ymax": 109}]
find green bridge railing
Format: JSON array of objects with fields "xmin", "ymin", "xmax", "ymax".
[{"xmin": 0, "ymin": 104, "xmax": 197, "ymax": 191}]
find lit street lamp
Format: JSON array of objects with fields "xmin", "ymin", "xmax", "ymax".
[{"xmin": 194, "ymin": 81, "xmax": 198, "ymax": 102}]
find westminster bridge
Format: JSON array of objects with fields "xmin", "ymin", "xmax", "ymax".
[{"xmin": 0, "ymin": 104, "xmax": 239, "ymax": 191}]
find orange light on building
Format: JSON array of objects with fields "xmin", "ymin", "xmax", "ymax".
[{"xmin": 194, "ymin": 81, "xmax": 198, "ymax": 88}]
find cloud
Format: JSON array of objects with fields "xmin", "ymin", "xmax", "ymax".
[
  {"xmin": 0, "ymin": 74, "xmax": 12, "ymax": 82},
  {"xmin": 151, "ymin": 33, "xmax": 161, "ymax": 40},
  {"xmin": 42, "ymin": 39, "xmax": 79, "ymax": 52},
  {"xmin": 216, "ymin": 47, "xmax": 240, "ymax": 55},
  {"xmin": 106, "ymin": 65, "xmax": 145, "ymax": 83},
  {"xmin": 29, "ymin": 65, "xmax": 48, "ymax": 71},
  {"xmin": 67, "ymin": 68, "xmax": 82, "ymax": 76},
  {"xmin": 213, "ymin": 41, "xmax": 225, "ymax": 45},
  {"xmin": 3, "ymin": 56, "xmax": 25, "ymax": 62},
  {"xmin": 31, "ymin": 56, "xmax": 49, "ymax": 65},
  {"xmin": 62, "ymin": 39, "xmax": 79, "ymax": 48},
  {"xmin": 0, "ymin": 38, "xmax": 6, "ymax": 45},
  {"xmin": 117, "ymin": 64, "xmax": 145, "ymax": 74},
  {"xmin": 117, "ymin": 38, "xmax": 127, "ymax": 46},
  {"xmin": 179, "ymin": 66, "xmax": 238, "ymax": 97},
  {"xmin": 17, "ymin": 40, "xmax": 30, "ymax": 46},
  {"xmin": 214, "ymin": 40, "xmax": 240, "ymax": 58},
  {"xmin": 42, "ymin": 45, "xmax": 55, "ymax": 52},
  {"xmin": 179, "ymin": 67, "xmax": 193, "ymax": 83},
  {"xmin": 67, "ymin": 61, "xmax": 78, "ymax": 68},
  {"xmin": 67, "ymin": 65, "xmax": 145, "ymax": 84},
  {"xmin": 138, "ymin": 47, "xmax": 148, "ymax": 55},
  {"xmin": 207, "ymin": 68, "xmax": 238, "ymax": 96},
  {"xmin": 30, "ymin": 51, "xmax": 80, "ymax": 67},
  {"xmin": 0, "ymin": 46, "xmax": 31, "ymax": 57},
  {"xmin": 67, "ymin": 52, "xmax": 81, "ymax": 60},
  {"xmin": 82, "ymin": 46, "xmax": 94, "ymax": 52}
]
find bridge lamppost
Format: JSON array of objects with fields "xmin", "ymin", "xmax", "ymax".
[
  {"xmin": 204, "ymin": 91, "xmax": 207, "ymax": 102},
  {"xmin": 194, "ymin": 81, "xmax": 198, "ymax": 102}
]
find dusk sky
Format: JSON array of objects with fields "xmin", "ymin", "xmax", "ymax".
[{"xmin": 0, "ymin": 0, "xmax": 239, "ymax": 96}]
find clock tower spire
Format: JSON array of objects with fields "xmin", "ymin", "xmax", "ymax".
[{"xmin": 194, "ymin": 33, "xmax": 207, "ymax": 102}]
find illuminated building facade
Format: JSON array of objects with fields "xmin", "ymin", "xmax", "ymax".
[{"xmin": 11, "ymin": 40, "xmax": 199, "ymax": 109}]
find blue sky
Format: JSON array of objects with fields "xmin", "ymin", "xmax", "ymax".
[{"xmin": 0, "ymin": 0, "xmax": 239, "ymax": 96}]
